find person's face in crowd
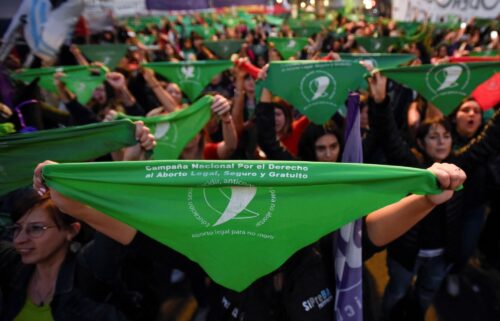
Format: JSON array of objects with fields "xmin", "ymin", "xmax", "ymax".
[
  {"xmin": 13, "ymin": 205, "xmax": 79, "ymax": 265},
  {"xmin": 269, "ymin": 49, "xmax": 281, "ymax": 61},
  {"xmin": 455, "ymin": 100, "xmax": 482, "ymax": 138},
  {"xmin": 274, "ymin": 107, "xmax": 286, "ymax": 135},
  {"xmin": 211, "ymin": 74, "xmax": 222, "ymax": 85},
  {"xmin": 243, "ymin": 75, "xmax": 255, "ymax": 94},
  {"xmin": 420, "ymin": 124, "xmax": 452, "ymax": 162},
  {"xmin": 183, "ymin": 38, "xmax": 192, "ymax": 49},
  {"xmin": 438, "ymin": 45, "xmax": 448, "ymax": 58},
  {"xmin": 165, "ymin": 43, "xmax": 175, "ymax": 56},
  {"xmin": 314, "ymin": 134, "xmax": 340, "ymax": 162},
  {"xmin": 332, "ymin": 40, "xmax": 342, "ymax": 52},
  {"xmin": 181, "ymin": 133, "xmax": 203, "ymax": 159},
  {"xmin": 92, "ymin": 85, "xmax": 107, "ymax": 105},
  {"xmin": 167, "ymin": 83, "xmax": 183, "ymax": 105}
]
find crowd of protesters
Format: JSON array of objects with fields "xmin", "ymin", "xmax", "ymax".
[{"xmin": 0, "ymin": 8, "xmax": 499, "ymax": 321}]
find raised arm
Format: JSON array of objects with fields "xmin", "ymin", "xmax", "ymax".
[
  {"xmin": 367, "ymin": 71, "xmax": 421, "ymax": 167},
  {"xmin": 365, "ymin": 162, "xmax": 466, "ymax": 246},
  {"xmin": 106, "ymin": 72, "xmax": 145, "ymax": 116},
  {"xmin": 211, "ymin": 95, "xmax": 238, "ymax": 159},
  {"xmin": 33, "ymin": 122, "xmax": 156, "ymax": 245},
  {"xmin": 142, "ymin": 67, "xmax": 179, "ymax": 114}
]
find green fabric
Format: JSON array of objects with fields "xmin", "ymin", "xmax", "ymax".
[
  {"xmin": 339, "ymin": 53, "xmax": 416, "ymax": 90},
  {"xmin": 291, "ymin": 26, "xmax": 322, "ymax": 38},
  {"xmin": 397, "ymin": 21, "xmax": 421, "ymax": 36},
  {"xmin": 203, "ymin": 40, "xmax": 245, "ymax": 59},
  {"xmin": 137, "ymin": 34, "xmax": 156, "ymax": 46},
  {"xmin": 12, "ymin": 66, "xmax": 106, "ymax": 105},
  {"xmin": 268, "ymin": 37, "xmax": 309, "ymax": 60},
  {"xmin": 12, "ymin": 65, "xmax": 87, "ymax": 94},
  {"xmin": 116, "ymin": 96, "xmax": 213, "ymax": 160},
  {"xmin": 220, "ymin": 16, "xmax": 239, "ymax": 28},
  {"xmin": 187, "ymin": 25, "xmax": 216, "ymax": 40},
  {"xmin": 13, "ymin": 298, "xmax": 54, "ymax": 321},
  {"xmin": 78, "ymin": 44, "xmax": 128, "ymax": 69},
  {"xmin": 265, "ymin": 15, "xmax": 284, "ymax": 26},
  {"xmin": 339, "ymin": 53, "xmax": 416, "ymax": 70},
  {"xmin": 42, "ymin": 160, "xmax": 442, "ymax": 291},
  {"xmin": 144, "ymin": 61, "xmax": 233, "ymax": 101},
  {"xmin": 126, "ymin": 16, "xmax": 162, "ymax": 32},
  {"xmin": 355, "ymin": 37, "xmax": 402, "ymax": 53},
  {"xmin": 0, "ymin": 123, "xmax": 15, "ymax": 136},
  {"xmin": 470, "ymin": 50, "xmax": 499, "ymax": 57},
  {"xmin": 263, "ymin": 60, "xmax": 366, "ymax": 124},
  {"xmin": 380, "ymin": 62, "xmax": 500, "ymax": 115},
  {"xmin": 0, "ymin": 120, "xmax": 136, "ymax": 197}
]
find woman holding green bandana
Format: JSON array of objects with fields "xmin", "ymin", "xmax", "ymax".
[
  {"xmin": 368, "ymin": 71, "xmax": 500, "ymax": 321},
  {"xmin": 0, "ymin": 123, "xmax": 155, "ymax": 321}
]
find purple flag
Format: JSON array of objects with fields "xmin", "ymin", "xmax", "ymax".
[
  {"xmin": 335, "ymin": 93, "xmax": 363, "ymax": 321},
  {"xmin": 213, "ymin": 0, "xmax": 267, "ymax": 7},
  {"xmin": 146, "ymin": 0, "xmax": 209, "ymax": 11}
]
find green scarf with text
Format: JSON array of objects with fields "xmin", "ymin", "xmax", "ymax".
[{"xmin": 42, "ymin": 160, "xmax": 442, "ymax": 291}]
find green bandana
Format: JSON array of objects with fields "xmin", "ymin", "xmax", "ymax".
[
  {"xmin": 78, "ymin": 44, "xmax": 128, "ymax": 69},
  {"xmin": 291, "ymin": 26, "xmax": 322, "ymax": 38},
  {"xmin": 187, "ymin": 25, "xmax": 217, "ymax": 40},
  {"xmin": 137, "ymin": 34, "xmax": 156, "ymax": 46},
  {"xmin": 263, "ymin": 60, "xmax": 366, "ymax": 124},
  {"xmin": 12, "ymin": 66, "xmax": 106, "ymax": 105},
  {"xmin": 0, "ymin": 123, "xmax": 15, "ymax": 136},
  {"xmin": 379, "ymin": 62, "xmax": 500, "ymax": 115},
  {"xmin": 339, "ymin": 53, "xmax": 415, "ymax": 90},
  {"xmin": 126, "ymin": 16, "xmax": 162, "ymax": 32},
  {"xmin": 268, "ymin": 37, "xmax": 309, "ymax": 60},
  {"xmin": 265, "ymin": 15, "xmax": 284, "ymax": 26},
  {"xmin": 0, "ymin": 120, "xmax": 136, "ymax": 196},
  {"xmin": 144, "ymin": 61, "xmax": 233, "ymax": 102},
  {"xmin": 355, "ymin": 37, "xmax": 402, "ymax": 53},
  {"xmin": 117, "ymin": 96, "xmax": 213, "ymax": 160},
  {"xmin": 203, "ymin": 40, "xmax": 245, "ymax": 59},
  {"xmin": 42, "ymin": 160, "xmax": 441, "ymax": 291},
  {"xmin": 397, "ymin": 21, "xmax": 421, "ymax": 36}
]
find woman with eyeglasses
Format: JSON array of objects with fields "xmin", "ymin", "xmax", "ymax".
[{"xmin": 0, "ymin": 123, "xmax": 155, "ymax": 321}]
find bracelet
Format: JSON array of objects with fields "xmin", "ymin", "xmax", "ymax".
[{"xmin": 234, "ymin": 89, "xmax": 245, "ymax": 96}]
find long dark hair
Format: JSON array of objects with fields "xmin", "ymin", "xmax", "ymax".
[{"xmin": 297, "ymin": 122, "xmax": 344, "ymax": 161}]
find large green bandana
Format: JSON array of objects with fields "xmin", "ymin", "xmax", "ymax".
[
  {"xmin": 78, "ymin": 44, "xmax": 128, "ymax": 69},
  {"xmin": 268, "ymin": 37, "xmax": 309, "ymax": 60},
  {"xmin": 397, "ymin": 21, "xmax": 421, "ymax": 36},
  {"xmin": 42, "ymin": 160, "xmax": 442, "ymax": 291},
  {"xmin": 203, "ymin": 40, "xmax": 245, "ymax": 59},
  {"xmin": 137, "ymin": 34, "xmax": 156, "ymax": 46},
  {"xmin": 117, "ymin": 96, "xmax": 213, "ymax": 160},
  {"xmin": 12, "ymin": 66, "xmax": 106, "ymax": 105},
  {"xmin": 0, "ymin": 120, "xmax": 136, "ymax": 196},
  {"xmin": 379, "ymin": 62, "xmax": 500, "ymax": 115},
  {"xmin": 144, "ymin": 61, "xmax": 233, "ymax": 102},
  {"xmin": 355, "ymin": 37, "xmax": 402, "ymax": 53},
  {"xmin": 263, "ymin": 60, "xmax": 366, "ymax": 124}
]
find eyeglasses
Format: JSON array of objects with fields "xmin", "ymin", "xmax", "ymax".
[{"xmin": 6, "ymin": 223, "xmax": 56, "ymax": 239}]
